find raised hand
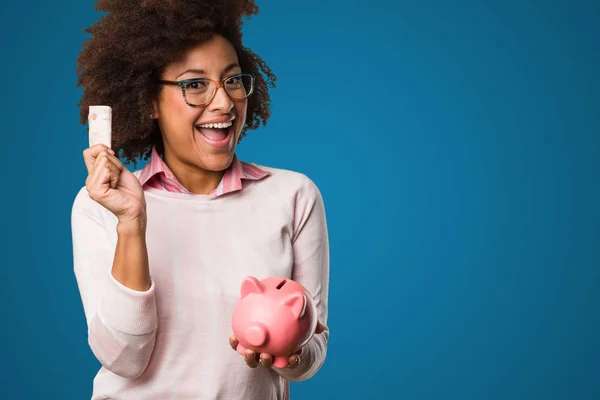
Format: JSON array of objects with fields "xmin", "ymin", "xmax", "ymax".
[{"xmin": 83, "ymin": 144, "xmax": 147, "ymax": 228}]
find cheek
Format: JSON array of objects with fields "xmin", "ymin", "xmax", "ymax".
[
  {"xmin": 161, "ymin": 93, "xmax": 203, "ymax": 134},
  {"xmin": 234, "ymin": 102, "xmax": 248, "ymax": 132}
]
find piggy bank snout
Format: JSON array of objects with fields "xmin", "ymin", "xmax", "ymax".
[{"xmin": 245, "ymin": 323, "xmax": 268, "ymax": 347}]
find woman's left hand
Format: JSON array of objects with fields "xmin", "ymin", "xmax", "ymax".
[{"xmin": 229, "ymin": 321, "xmax": 326, "ymax": 369}]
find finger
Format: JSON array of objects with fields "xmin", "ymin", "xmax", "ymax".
[
  {"xmin": 93, "ymin": 152, "xmax": 119, "ymax": 190},
  {"xmin": 229, "ymin": 335, "xmax": 239, "ymax": 351},
  {"xmin": 107, "ymin": 160, "xmax": 119, "ymax": 189},
  {"xmin": 315, "ymin": 321, "xmax": 326, "ymax": 334},
  {"xmin": 104, "ymin": 151, "xmax": 123, "ymax": 172},
  {"xmin": 288, "ymin": 353, "xmax": 300, "ymax": 369},
  {"xmin": 259, "ymin": 353, "xmax": 273, "ymax": 368},
  {"xmin": 83, "ymin": 144, "xmax": 113, "ymax": 173},
  {"xmin": 86, "ymin": 152, "xmax": 119, "ymax": 195},
  {"xmin": 86, "ymin": 151, "xmax": 111, "ymax": 190},
  {"xmin": 244, "ymin": 349, "xmax": 259, "ymax": 368},
  {"xmin": 98, "ymin": 152, "xmax": 124, "ymax": 190},
  {"xmin": 90, "ymin": 149, "xmax": 120, "ymax": 172}
]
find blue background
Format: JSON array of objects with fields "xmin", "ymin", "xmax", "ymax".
[{"xmin": 1, "ymin": 0, "xmax": 598, "ymax": 399}]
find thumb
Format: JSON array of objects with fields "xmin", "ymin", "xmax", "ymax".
[{"xmin": 315, "ymin": 321, "xmax": 326, "ymax": 334}]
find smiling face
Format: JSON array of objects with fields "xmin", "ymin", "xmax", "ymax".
[{"xmin": 152, "ymin": 34, "xmax": 248, "ymax": 191}]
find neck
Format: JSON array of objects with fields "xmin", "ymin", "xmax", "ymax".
[{"xmin": 162, "ymin": 150, "xmax": 227, "ymax": 195}]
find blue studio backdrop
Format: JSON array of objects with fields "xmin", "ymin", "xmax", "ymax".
[{"xmin": 0, "ymin": 0, "xmax": 598, "ymax": 399}]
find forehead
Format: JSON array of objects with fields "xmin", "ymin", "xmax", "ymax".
[{"xmin": 166, "ymin": 35, "xmax": 240, "ymax": 76}]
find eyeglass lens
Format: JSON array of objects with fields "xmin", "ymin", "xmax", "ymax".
[{"xmin": 184, "ymin": 74, "xmax": 253, "ymax": 105}]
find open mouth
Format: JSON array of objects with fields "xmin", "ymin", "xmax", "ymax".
[{"xmin": 195, "ymin": 120, "xmax": 234, "ymax": 146}]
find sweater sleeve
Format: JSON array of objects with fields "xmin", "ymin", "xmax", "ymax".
[
  {"xmin": 275, "ymin": 176, "xmax": 331, "ymax": 382},
  {"xmin": 71, "ymin": 188, "xmax": 158, "ymax": 379}
]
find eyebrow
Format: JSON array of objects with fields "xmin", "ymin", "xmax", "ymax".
[{"xmin": 176, "ymin": 63, "xmax": 241, "ymax": 79}]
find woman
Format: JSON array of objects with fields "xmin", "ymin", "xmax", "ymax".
[{"xmin": 71, "ymin": 1, "xmax": 330, "ymax": 399}]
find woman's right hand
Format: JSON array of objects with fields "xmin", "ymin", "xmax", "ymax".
[{"xmin": 83, "ymin": 144, "xmax": 147, "ymax": 228}]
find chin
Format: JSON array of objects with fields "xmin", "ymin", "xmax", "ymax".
[{"xmin": 201, "ymin": 153, "xmax": 235, "ymax": 172}]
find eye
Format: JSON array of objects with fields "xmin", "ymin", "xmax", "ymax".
[
  {"xmin": 185, "ymin": 80, "xmax": 207, "ymax": 90},
  {"xmin": 225, "ymin": 76, "xmax": 242, "ymax": 88}
]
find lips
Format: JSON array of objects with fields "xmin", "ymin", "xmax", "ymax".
[{"xmin": 194, "ymin": 115, "xmax": 235, "ymax": 148}]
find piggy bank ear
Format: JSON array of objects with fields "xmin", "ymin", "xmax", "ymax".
[
  {"xmin": 282, "ymin": 293, "xmax": 306, "ymax": 320},
  {"xmin": 241, "ymin": 276, "xmax": 265, "ymax": 298}
]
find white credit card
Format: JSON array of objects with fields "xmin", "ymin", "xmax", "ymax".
[{"xmin": 88, "ymin": 105, "xmax": 112, "ymax": 148}]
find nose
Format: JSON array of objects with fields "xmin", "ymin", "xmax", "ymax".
[
  {"xmin": 245, "ymin": 323, "xmax": 268, "ymax": 347},
  {"xmin": 208, "ymin": 86, "xmax": 234, "ymax": 113}
]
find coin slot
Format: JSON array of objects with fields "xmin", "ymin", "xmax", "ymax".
[{"xmin": 276, "ymin": 279, "xmax": 287, "ymax": 290}]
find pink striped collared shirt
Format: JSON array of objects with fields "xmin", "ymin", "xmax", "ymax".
[{"xmin": 137, "ymin": 146, "xmax": 271, "ymax": 196}]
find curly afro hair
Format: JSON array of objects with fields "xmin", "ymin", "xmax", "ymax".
[{"xmin": 76, "ymin": 0, "xmax": 276, "ymax": 167}]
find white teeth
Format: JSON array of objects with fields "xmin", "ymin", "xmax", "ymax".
[{"xmin": 197, "ymin": 120, "xmax": 233, "ymax": 129}]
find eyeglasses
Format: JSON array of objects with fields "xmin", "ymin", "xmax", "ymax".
[{"xmin": 158, "ymin": 72, "xmax": 255, "ymax": 107}]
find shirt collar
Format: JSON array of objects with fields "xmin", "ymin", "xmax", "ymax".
[{"xmin": 137, "ymin": 146, "xmax": 270, "ymax": 197}]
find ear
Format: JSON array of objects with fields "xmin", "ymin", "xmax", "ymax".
[
  {"xmin": 241, "ymin": 276, "xmax": 265, "ymax": 298},
  {"xmin": 282, "ymin": 293, "xmax": 306, "ymax": 320}
]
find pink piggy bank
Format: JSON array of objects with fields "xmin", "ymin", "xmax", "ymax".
[{"xmin": 232, "ymin": 276, "xmax": 318, "ymax": 368}]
